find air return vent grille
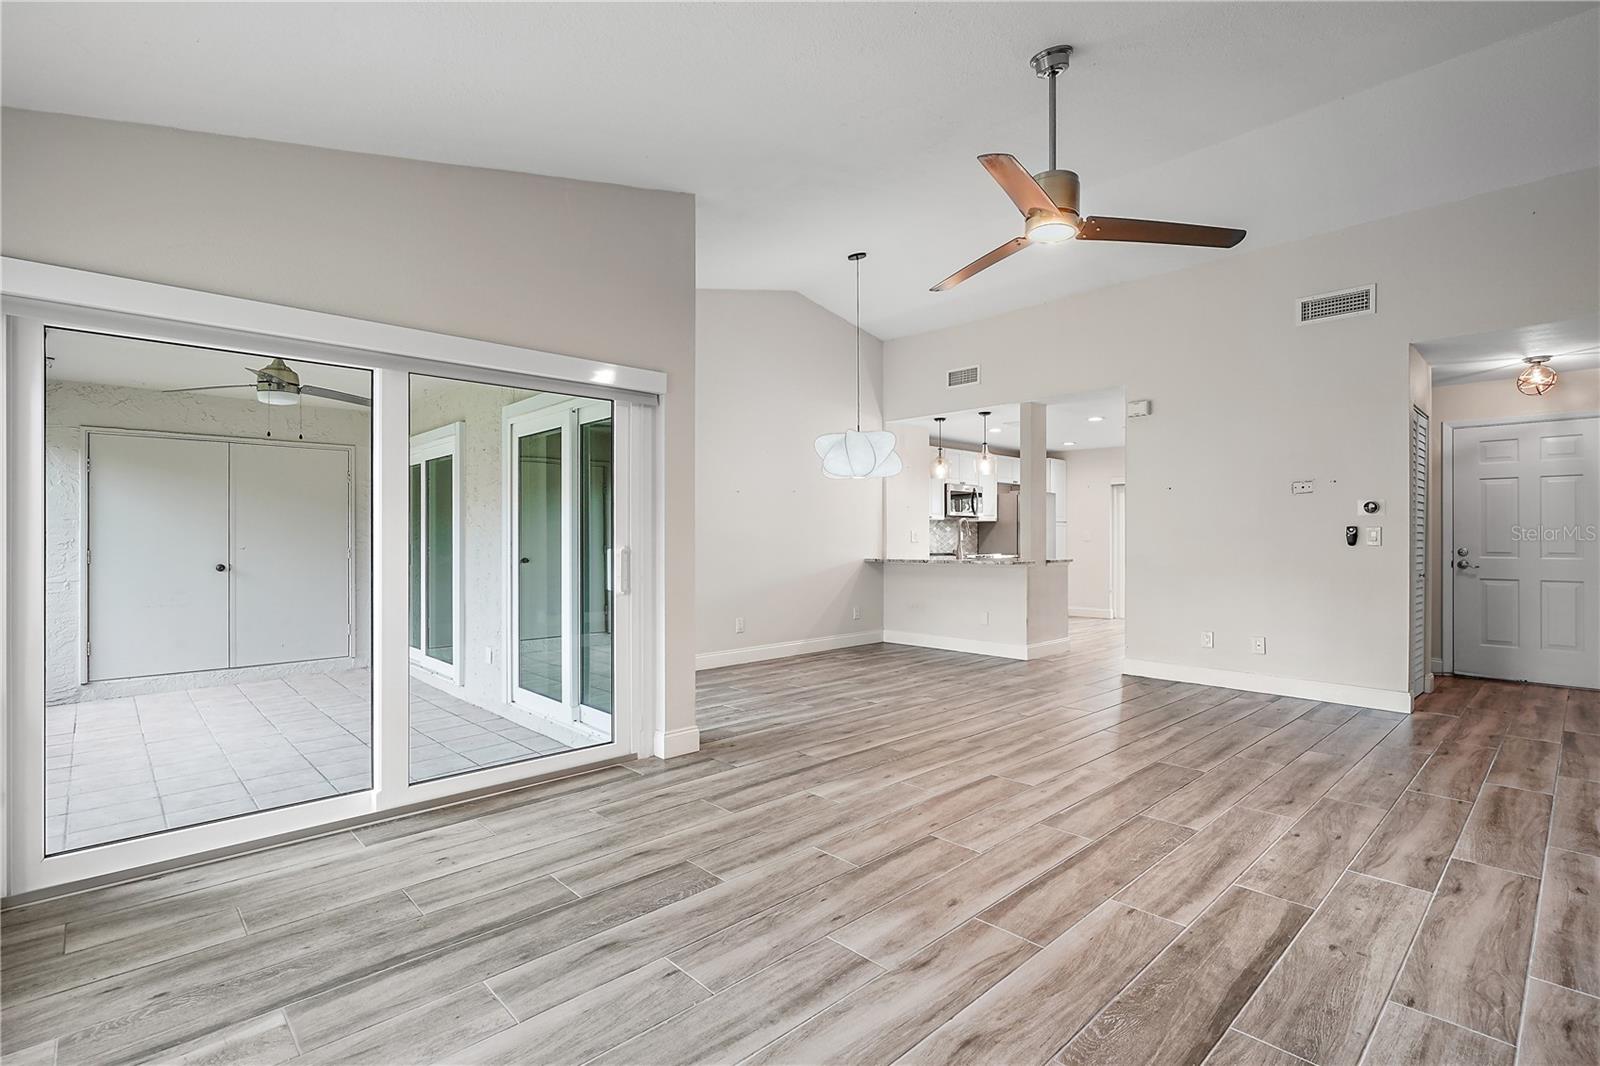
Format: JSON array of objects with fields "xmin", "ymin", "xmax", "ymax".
[
  {"xmin": 1298, "ymin": 285, "xmax": 1375, "ymax": 324},
  {"xmin": 947, "ymin": 365, "xmax": 980, "ymax": 388}
]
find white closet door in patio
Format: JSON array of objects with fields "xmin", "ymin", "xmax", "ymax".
[
  {"xmin": 230, "ymin": 441, "xmax": 353, "ymax": 667},
  {"xmin": 87, "ymin": 432, "xmax": 232, "ymax": 680}
]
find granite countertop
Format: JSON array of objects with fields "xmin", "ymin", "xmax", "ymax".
[{"xmin": 865, "ymin": 557, "xmax": 1073, "ymax": 566}]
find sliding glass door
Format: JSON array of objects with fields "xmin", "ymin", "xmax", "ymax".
[
  {"xmin": 506, "ymin": 399, "xmax": 614, "ymax": 737},
  {"xmin": 408, "ymin": 424, "xmax": 461, "ymax": 680}
]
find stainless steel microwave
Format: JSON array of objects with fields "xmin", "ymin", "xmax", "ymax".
[{"xmin": 945, "ymin": 483, "xmax": 981, "ymax": 518}]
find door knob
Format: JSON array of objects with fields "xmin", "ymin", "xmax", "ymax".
[
  {"xmin": 215, "ymin": 563, "xmax": 228, "ymax": 572},
  {"xmin": 1455, "ymin": 558, "xmax": 1478, "ymax": 570},
  {"xmin": 1456, "ymin": 547, "xmax": 1469, "ymax": 557},
  {"xmin": 520, "ymin": 557, "xmax": 529, "ymax": 564}
]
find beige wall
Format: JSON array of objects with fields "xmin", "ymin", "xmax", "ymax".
[
  {"xmin": 1, "ymin": 109, "xmax": 699, "ymax": 749},
  {"xmin": 694, "ymin": 290, "xmax": 885, "ymax": 666},
  {"xmin": 1427, "ymin": 368, "xmax": 1600, "ymax": 667},
  {"xmin": 1064, "ymin": 447, "xmax": 1127, "ymax": 617},
  {"xmin": 885, "ymin": 169, "xmax": 1599, "ymax": 707}
]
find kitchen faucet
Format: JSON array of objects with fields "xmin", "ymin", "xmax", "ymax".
[{"xmin": 956, "ymin": 517, "xmax": 975, "ymax": 561}]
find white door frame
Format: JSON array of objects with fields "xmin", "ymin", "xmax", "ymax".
[
  {"xmin": 2, "ymin": 258, "xmax": 664, "ymax": 896},
  {"xmin": 408, "ymin": 421, "xmax": 464, "ymax": 685},
  {"xmin": 1110, "ymin": 480, "xmax": 1127, "ymax": 620},
  {"xmin": 1440, "ymin": 409, "xmax": 1600, "ymax": 677}
]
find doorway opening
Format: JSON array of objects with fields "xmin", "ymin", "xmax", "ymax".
[{"xmin": 1415, "ymin": 316, "xmax": 1600, "ymax": 689}]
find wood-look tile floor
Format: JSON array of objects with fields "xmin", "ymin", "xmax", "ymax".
[{"xmin": 3, "ymin": 618, "xmax": 1597, "ymax": 1065}]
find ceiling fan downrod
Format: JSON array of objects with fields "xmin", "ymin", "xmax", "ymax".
[{"xmin": 1031, "ymin": 44, "xmax": 1073, "ymax": 174}]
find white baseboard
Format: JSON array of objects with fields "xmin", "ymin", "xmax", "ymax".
[
  {"xmin": 883, "ymin": 630, "xmax": 1069, "ymax": 662},
  {"xmin": 1120, "ymin": 657, "xmax": 1414, "ymax": 714},
  {"xmin": 653, "ymin": 725, "xmax": 701, "ymax": 759},
  {"xmin": 1068, "ymin": 606, "xmax": 1114, "ymax": 619},
  {"xmin": 1430, "ymin": 657, "xmax": 1445, "ymax": 675},
  {"xmin": 695, "ymin": 631, "xmax": 883, "ymax": 671}
]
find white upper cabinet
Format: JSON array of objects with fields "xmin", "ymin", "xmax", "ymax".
[
  {"xmin": 955, "ymin": 450, "xmax": 977, "ymax": 485},
  {"xmin": 1047, "ymin": 457, "xmax": 1068, "ymax": 522},
  {"xmin": 997, "ymin": 455, "xmax": 1021, "ymax": 485},
  {"xmin": 928, "ymin": 476, "xmax": 946, "ymax": 520}
]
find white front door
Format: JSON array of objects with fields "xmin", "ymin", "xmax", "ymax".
[
  {"xmin": 87, "ymin": 433, "xmax": 231, "ymax": 680},
  {"xmin": 1452, "ymin": 416, "xmax": 1599, "ymax": 687}
]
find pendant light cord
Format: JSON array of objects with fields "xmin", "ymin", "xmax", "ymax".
[{"xmin": 854, "ymin": 253, "xmax": 862, "ymax": 432}]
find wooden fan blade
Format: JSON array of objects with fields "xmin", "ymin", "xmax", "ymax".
[
  {"xmin": 979, "ymin": 154, "xmax": 1057, "ymax": 217},
  {"xmin": 162, "ymin": 384, "xmax": 253, "ymax": 394},
  {"xmin": 930, "ymin": 237, "xmax": 1031, "ymax": 292},
  {"xmin": 300, "ymin": 385, "xmax": 372, "ymax": 407},
  {"xmin": 1077, "ymin": 216, "xmax": 1246, "ymax": 248}
]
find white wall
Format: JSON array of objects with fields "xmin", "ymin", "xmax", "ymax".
[
  {"xmin": 1064, "ymin": 447, "xmax": 1126, "ymax": 617},
  {"xmin": 2, "ymin": 109, "xmax": 698, "ymax": 750},
  {"xmin": 695, "ymin": 290, "xmax": 885, "ymax": 668},
  {"xmin": 1427, "ymin": 367, "xmax": 1600, "ymax": 667},
  {"xmin": 43, "ymin": 381, "xmax": 371, "ymax": 704},
  {"xmin": 884, "ymin": 169, "xmax": 1599, "ymax": 709}
]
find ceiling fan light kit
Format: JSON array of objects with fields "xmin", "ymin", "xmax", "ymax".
[
  {"xmin": 932, "ymin": 44, "xmax": 1247, "ymax": 291},
  {"xmin": 816, "ymin": 252, "xmax": 903, "ymax": 479}
]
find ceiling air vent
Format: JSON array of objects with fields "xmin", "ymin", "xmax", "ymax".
[
  {"xmin": 1297, "ymin": 285, "xmax": 1375, "ymax": 324},
  {"xmin": 947, "ymin": 365, "xmax": 980, "ymax": 388}
]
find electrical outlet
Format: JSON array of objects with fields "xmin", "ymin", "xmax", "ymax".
[
  {"xmin": 1251, "ymin": 636, "xmax": 1267, "ymax": 655},
  {"xmin": 734, "ymin": 616, "xmax": 745, "ymax": 634},
  {"xmin": 852, "ymin": 606, "xmax": 862, "ymax": 621},
  {"xmin": 1201, "ymin": 630, "xmax": 1214, "ymax": 649},
  {"xmin": 1291, "ymin": 480, "xmax": 1315, "ymax": 495}
]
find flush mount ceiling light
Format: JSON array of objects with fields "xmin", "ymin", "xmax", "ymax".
[
  {"xmin": 931, "ymin": 417, "xmax": 950, "ymax": 479},
  {"xmin": 930, "ymin": 45, "xmax": 1247, "ymax": 291},
  {"xmin": 1087, "ymin": 415, "xmax": 1105, "ymax": 423},
  {"xmin": 816, "ymin": 252, "xmax": 902, "ymax": 479},
  {"xmin": 1516, "ymin": 356, "xmax": 1559, "ymax": 396},
  {"xmin": 977, "ymin": 410, "xmax": 995, "ymax": 475},
  {"xmin": 1061, "ymin": 440, "xmax": 1077, "ymax": 447}
]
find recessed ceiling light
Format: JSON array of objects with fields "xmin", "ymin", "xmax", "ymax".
[
  {"xmin": 1087, "ymin": 415, "xmax": 1105, "ymax": 423},
  {"xmin": 1061, "ymin": 440, "xmax": 1077, "ymax": 447}
]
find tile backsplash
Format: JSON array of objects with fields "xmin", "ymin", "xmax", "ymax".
[{"xmin": 929, "ymin": 519, "xmax": 977, "ymax": 557}]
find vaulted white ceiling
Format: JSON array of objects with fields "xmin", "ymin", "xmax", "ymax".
[{"xmin": 3, "ymin": 3, "xmax": 1595, "ymax": 339}]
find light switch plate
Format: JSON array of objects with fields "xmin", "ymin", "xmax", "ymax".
[
  {"xmin": 1365, "ymin": 526, "xmax": 1383, "ymax": 546},
  {"xmin": 1250, "ymin": 636, "xmax": 1267, "ymax": 655},
  {"xmin": 1201, "ymin": 630, "xmax": 1214, "ymax": 649}
]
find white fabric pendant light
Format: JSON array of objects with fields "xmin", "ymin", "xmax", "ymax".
[{"xmin": 815, "ymin": 252, "xmax": 902, "ymax": 479}]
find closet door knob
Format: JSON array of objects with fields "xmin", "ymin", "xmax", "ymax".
[{"xmin": 215, "ymin": 563, "xmax": 228, "ymax": 572}]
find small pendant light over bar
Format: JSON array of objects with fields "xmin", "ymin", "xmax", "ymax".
[
  {"xmin": 815, "ymin": 251, "xmax": 903, "ymax": 478},
  {"xmin": 976, "ymin": 410, "xmax": 995, "ymax": 475},
  {"xmin": 931, "ymin": 416, "xmax": 950, "ymax": 478}
]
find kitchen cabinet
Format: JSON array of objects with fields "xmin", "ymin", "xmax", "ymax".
[
  {"xmin": 997, "ymin": 455, "xmax": 1021, "ymax": 485},
  {"xmin": 928, "ymin": 476, "xmax": 947, "ymax": 520},
  {"xmin": 1047, "ymin": 458, "xmax": 1068, "ymax": 522}
]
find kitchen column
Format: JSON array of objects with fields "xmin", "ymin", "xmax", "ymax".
[{"xmin": 1018, "ymin": 401, "xmax": 1049, "ymax": 561}]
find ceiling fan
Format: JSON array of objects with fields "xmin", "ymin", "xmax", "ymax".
[
  {"xmin": 165, "ymin": 357, "xmax": 370, "ymax": 407},
  {"xmin": 932, "ymin": 45, "xmax": 1247, "ymax": 292}
]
